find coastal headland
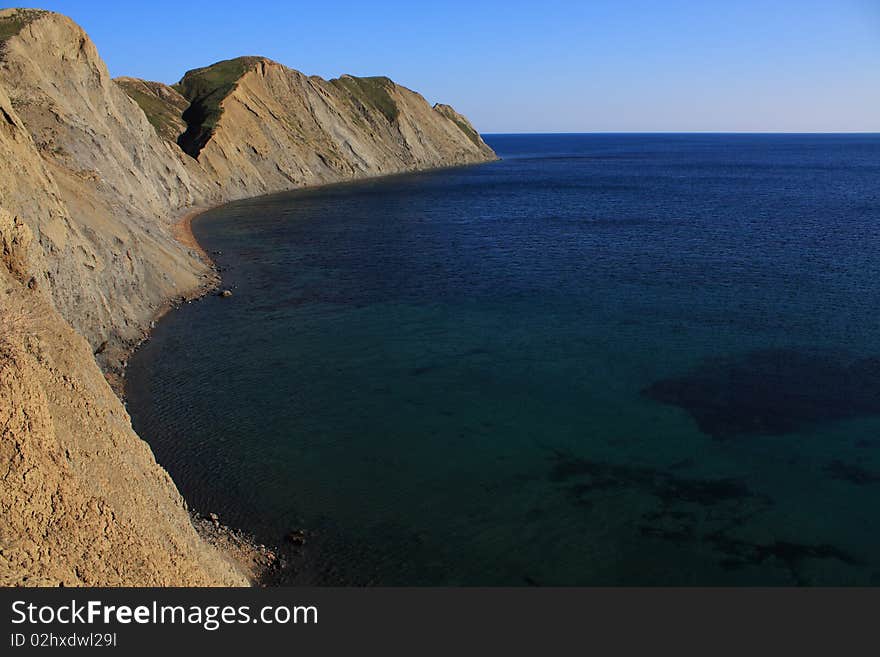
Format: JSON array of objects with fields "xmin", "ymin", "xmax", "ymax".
[{"xmin": 0, "ymin": 7, "xmax": 496, "ymax": 586}]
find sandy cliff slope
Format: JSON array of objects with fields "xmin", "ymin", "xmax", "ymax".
[
  {"xmin": 0, "ymin": 209, "xmax": 247, "ymax": 586},
  {"xmin": 0, "ymin": 7, "xmax": 495, "ymax": 586},
  {"xmin": 0, "ymin": 9, "xmax": 213, "ymax": 374}
]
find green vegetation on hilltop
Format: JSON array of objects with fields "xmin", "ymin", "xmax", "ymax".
[
  {"xmin": 447, "ymin": 116, "xmax": 482, "ymax": 148},
  {"xmin": 434, "ymin": 104, "xmax": 483, "ymax": 148},
  {"xmin": 115, "ymin": 79, "xmax": 188, "ymax": 142},
  {"xmin": 0, "ymin": 8, "xmax": 47, "ymax": 43},
  {"xmin": 332, "ymin": 75, "xmax": 400, "ymax": 123},
  {"xmin": 174, "ymin": 57, "xmax": 263, "ymax": 157}
]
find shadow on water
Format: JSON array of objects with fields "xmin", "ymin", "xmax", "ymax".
[{"xmin": 642, "ymin": 348, "xmax": 880, "ymax": 439}]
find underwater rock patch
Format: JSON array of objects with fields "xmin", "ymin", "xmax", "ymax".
[
  {"xmin": 549, "ymin": 452, "xmax": 859, "ymax": 584},
  {"xmin": 642, "ymin": 348, "xmax": 880, "ymax": 439},
  {"xmin": 708, "ymin": 533, "xmax": 861, "ymax": 585},
  {"xmin": 825, "ymin": 460, "xmax": 880, "ymax": 485},
  {"xmin": 548, "ymin": 455, "xmax": 758, "ymax": 507}
]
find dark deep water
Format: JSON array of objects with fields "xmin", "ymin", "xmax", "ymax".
[{"xmin": 126, "ymin": 134, "xmax": 880, "ymax": 585}]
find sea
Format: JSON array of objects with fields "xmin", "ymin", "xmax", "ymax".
[{"xmin": 126, "ymin": 134, "xmax": 880, "ymax": 585}]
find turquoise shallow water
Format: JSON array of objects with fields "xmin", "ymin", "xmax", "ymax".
[{"xmin": 127, "ymin": 134, "xmax": 880, "ymax": 585}]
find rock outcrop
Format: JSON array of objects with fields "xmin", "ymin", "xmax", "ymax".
[{"xmin": 0, "ymin": 7, "xmax": 495, "ymax": 586}]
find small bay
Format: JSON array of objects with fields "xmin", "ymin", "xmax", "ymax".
[{"xmin": 126, "ymin": 134, "xmax": 880, "ymax": 585}]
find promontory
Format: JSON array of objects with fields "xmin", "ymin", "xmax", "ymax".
[{"xmin": 0, "ymin": 8, "xmax": 496, "ymax": 586}]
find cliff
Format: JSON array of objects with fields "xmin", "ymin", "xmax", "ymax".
[
  {"xmin": 0, "ymin": 9, "xmax": 495, "ymax": 374},
  {"xmin": 0, "ymin": 9, "xmax": 212, "ymax": 376},
  {"xmin": 169, "ymin": 58, "xmax": 496, "ymax": 198},
  {"xmin": 0, "ymin": 7, "xmax": 496, "ymax": 586},
  {"xmin": 0, "ymin": 209, "xmax": 248, "ymax": 586}
]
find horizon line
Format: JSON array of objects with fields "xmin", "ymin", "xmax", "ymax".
[{"xmin": 480, "ymin": 131, "xmax": 880, "ymax": 136}]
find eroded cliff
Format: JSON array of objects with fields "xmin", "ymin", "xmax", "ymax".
[
  {"xmin": 0, "ymin": 210, "xmax": 248, "ymax": 586},
  {"xmin": 0, "ymin": 9, "xmax": 213, "ymax": 375},
  {"xmin": 0, "ymin": 7, "xmax": 495, "ymax": 586},
  {"xmin": 167, "ymin": 58, "xmax": 496, "ymax": 198}
]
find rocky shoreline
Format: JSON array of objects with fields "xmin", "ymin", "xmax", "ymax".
[
  {"xmin": 120, "ymin": 205, "xmax": 287, "ymax": 585},
  {"xmin": 108, "ymin": 206, "xmax": 220, "ymax": 396}
]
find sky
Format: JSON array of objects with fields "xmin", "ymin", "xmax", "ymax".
[{"xmin": 20, "ymin": 0, "xmax": 880, "ymax": 133}]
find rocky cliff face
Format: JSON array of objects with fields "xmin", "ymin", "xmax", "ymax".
[
  {"xmin": 169, "ymin": 58, "xmax": 496, "ymax": 198},
  {"xmin": 0, "ymin": 210, "xmax": 247, "ymax": 586},
  {"xmin": 0, "ymin": 7, "xmax": 495, "ymax": 586},
  {"xmin": 0, "ymin": 9, "xmax": 212, "ymax": 375}
]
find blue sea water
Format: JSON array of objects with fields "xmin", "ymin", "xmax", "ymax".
[{"xmin": 126, "ymin": 134, "xmax": 880, "ymax": 585}]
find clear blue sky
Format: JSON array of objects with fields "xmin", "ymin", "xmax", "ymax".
[{"xmin": 23, "ymin": 0, "xmax": 880, "ymax": 132}]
